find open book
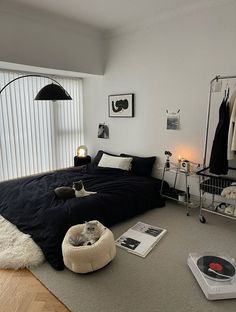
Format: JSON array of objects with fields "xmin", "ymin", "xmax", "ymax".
[{"xmin": 115, "ymin": 222, "xmax": 167, "ymax": 257}]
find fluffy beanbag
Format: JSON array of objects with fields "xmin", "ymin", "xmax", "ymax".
[{"xmin": 62, "ymin": 221, "xmax": 116, "ymax": 273}]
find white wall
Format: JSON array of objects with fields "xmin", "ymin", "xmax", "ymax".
[
  {"xmin": 83, "ymin": 1, "xmax": 236, "ymax": 180},
  {"xmin": 0, "ymin": 2, "xmax": 104, "ymax": 75},
  {"xmin": 1, "ymin": 1, "xmax": 236, "ymax": 193}
]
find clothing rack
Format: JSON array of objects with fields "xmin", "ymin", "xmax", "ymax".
[
  {"xmin": 203, "ymin": 74, "xmax": 236, "ymax": 167},
  {"xmin": 198, "ymin": 74, "xmax": 236, "ymax": 223}
]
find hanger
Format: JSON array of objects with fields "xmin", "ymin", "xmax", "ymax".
[{"xmin": 224, "ymin": 81, "xmax": 230, "ymax": 101}]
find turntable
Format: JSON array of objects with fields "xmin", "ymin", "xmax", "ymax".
[{"xmin": 187, "ymin": 252, "xmax": 236, "ymax": 300}]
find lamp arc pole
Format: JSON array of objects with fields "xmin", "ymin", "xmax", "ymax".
[{"xmin": 0, "ymin": 74, "xmax": 72, "ymax": 100}]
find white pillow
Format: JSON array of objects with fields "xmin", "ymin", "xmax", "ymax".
[{"xmin": 98, "ymin": 154, "xmax": 133, "ymax": 171}]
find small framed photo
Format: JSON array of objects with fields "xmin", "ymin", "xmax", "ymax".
[
  {"xmin": 108, "ymin": 93, "xmax": 134, "ymax": 117},
  {"xmin": 98, "ymin": 123, "xmax": 109, "ymax": 139},
  {"xmin": 167, "ymin": 114, "xmax": 180, "ymax": 130},
  {"xmin": 166, "ymin": 110, "xmax": 180, "ymax": 130}
]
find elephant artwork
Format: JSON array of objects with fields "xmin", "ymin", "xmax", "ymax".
[
  {"xmin": 108, "ymin": 93, "xmax": 134, "ymax": 117},
  {"xmin": 111, "ymin": 99, "xmax": 129, "ymax": 113}
]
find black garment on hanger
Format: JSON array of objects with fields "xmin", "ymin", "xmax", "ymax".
[{"xmin": 209, "ymin": 94, "xmax": 229, "ymax": 175}]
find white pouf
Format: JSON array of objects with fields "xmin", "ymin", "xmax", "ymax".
[{"xmin": 62, "ymin": 221, "xmax": 116, "ymax": 273}]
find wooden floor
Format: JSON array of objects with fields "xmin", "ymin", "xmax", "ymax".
[{"xmin": 0, "ymin": 269, "xmax": 70, "ymax": 312}]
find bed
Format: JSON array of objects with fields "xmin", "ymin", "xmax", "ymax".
[{"xmin": 0, "ymin": 151, "xmax": 168, "ymax": 270}]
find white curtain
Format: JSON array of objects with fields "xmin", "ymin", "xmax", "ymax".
[{"xmin": 0, "ymin": 70, "xmax": 83, "ymax": 181}]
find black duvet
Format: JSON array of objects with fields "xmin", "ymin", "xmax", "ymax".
[{"xmin": 0, "ymin": 165, "xmax": 167, "ymax": 270}]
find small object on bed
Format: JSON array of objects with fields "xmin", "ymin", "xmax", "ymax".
[
  {"xmin": 62, "ymin": 221, "xmax": 116, "ymax": 273},
  {"xmin": 54, "ymin": 181, "xmax": 97, "ymax": 199},
  {"xmin": 92, "ymin": 150, "xmax": 119, "ymax": 166},
  {"xmin": 120, "ymin": 153, "xmax": 156, "ymax": 177},
  {"xmin": 94, "ymin": 150, "xmax": 157, "ymax": 176},
  {"xmin": 54, "ymin": 186, "xmax": 75, "ymax": 199},
  {"xmin": 98, "ymin": 153, "xmax": 133, "ymax": 171},
  {"xmin": 74, "ymin": 180, "xmax": 97, "ymax": 197}
]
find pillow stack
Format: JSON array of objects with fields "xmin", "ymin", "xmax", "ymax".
[
  {"xmin": 92, "ymin": 150, "xmax": 156, "ymax": 177},
  {"xmin": 98, "ymin": 153, "xmax": 133, "ymax": 171},
  {"xmin": 120, "ymin": 153, "xmax": 156, "ymax": 177},
  {"xmin": 93, "ymin": 150, "xmax": 117, "ymax": 166}
]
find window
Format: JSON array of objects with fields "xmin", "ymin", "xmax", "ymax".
[{"xmin": 0, "ymin": 70, "xmax": 83, "ymax": 181}]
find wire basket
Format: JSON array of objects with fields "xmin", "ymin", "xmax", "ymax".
[{"xmin": 197, "ymin": 167, "xmax": 236, "ymax": 196}]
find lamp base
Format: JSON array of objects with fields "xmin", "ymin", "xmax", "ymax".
[{"xmin": 74, "ymin": 156, "xmax": 91, "ymax": 167}]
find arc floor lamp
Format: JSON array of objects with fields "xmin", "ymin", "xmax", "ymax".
[{"xmin": 0, "ymin": 74, "xmax": 72, "ymax": 100}]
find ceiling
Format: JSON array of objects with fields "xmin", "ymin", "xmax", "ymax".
[{"xmin": 5, "ymin": 0, "xmax": 208, "ymax": 33}]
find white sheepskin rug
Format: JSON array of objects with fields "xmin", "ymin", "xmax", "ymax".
[{"xmin": 0, "ymin": 216, "xmax": 45, "ymax": 269}]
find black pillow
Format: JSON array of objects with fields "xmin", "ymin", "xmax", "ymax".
[
  {"xmin": 93, "ymin": 150, "xmax": 119, "ymax": 166},
  {"xmin": 120, "ymin": 153, "xmax": 156, "ymax": 177}
]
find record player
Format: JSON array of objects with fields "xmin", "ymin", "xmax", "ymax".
[{"xmin": 188, "ymin": 252, "xmax": 236, "ymax": 300}]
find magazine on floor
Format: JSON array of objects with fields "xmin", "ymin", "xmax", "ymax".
[{"xmin": 115, "ymin": 221, "xmax": 167, "ymax": 257}]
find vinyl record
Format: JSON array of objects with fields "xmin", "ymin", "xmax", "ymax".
[{"xmin": 197, "ymin": 255, "xmax": 235, "ymax": 281}]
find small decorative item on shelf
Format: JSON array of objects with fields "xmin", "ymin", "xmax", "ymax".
[
  {"xmin": 178, "ymin": 155, "xmax": 181, "ymax": 165},
  {"xmin": 77, "ymin": 145, "xmax": 88, "ymax": 158},
  {"xmin": 164, "ymin": 151, "xmax": 172, "ymax": 169},
  {"xmin": 178, "ymin": 191, "xmax": 186, "ymax": 202},
  {"xmin": 160, "ymin": 154, "xmax": 194, "ymax": 216},
  {"xmin": 180, "ymin": 159, "xmax": 190, "ymax": 172}
]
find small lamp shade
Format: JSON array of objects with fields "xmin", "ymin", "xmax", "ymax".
[
  {"xmin": 34, "ymin": 83, "xmax": 72, "ymax": 101},
  {"xmin": 77, "ymin": 145, "xmax": 88, "ymax": 158}
]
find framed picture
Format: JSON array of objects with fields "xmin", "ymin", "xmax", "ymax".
[
  {"xmin": 166, "ymin": 109, "xmax": 180, "ymax": 130},
  {"xmin": 98, "ymin": 123, "xmax": 109, "ymax": 139},
  {"xmin": 108, "ymin": 93, "xmax": 134, "ymax": 117}
]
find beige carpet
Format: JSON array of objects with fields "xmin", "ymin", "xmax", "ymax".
[{"xmin": 30, "ymin": 202, "xmax": 236, "ymax": 312}]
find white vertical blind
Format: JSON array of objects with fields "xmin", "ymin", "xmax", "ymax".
[{"xmin": 0, "ymin": 70, "xmax": 83, "ymax": 181}]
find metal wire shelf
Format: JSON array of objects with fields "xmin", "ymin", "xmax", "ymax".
[{"xmin": 197, "ymin": 167, "xmax": 236, "ymax": 222}]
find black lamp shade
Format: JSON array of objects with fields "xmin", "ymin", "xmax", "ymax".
[{"xmin": 34, "ymin": 83, "xmax": 72, "ymax": 101}]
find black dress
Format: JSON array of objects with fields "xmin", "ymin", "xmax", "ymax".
[{"xmin": 209, "ymin": 96, "xmax": 229, "ymax": 175}]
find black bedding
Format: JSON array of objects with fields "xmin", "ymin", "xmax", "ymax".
[{"xmin": 0, "ymin": 164, "xmax": 167, "ymax": 270}]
